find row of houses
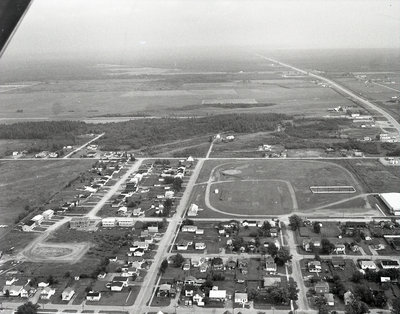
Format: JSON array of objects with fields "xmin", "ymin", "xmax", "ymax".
[{"xmin": 22, "ymin": 209, "xmax": 54, "ymax": 232}]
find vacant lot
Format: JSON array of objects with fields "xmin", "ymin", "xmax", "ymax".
[
  {"xmin": 0, "ymin": 160, "xmax": 94, "ymax": 227},
  {"xmin": 192, "ymin": 159, "xmax": 377, "ymax": 218}
]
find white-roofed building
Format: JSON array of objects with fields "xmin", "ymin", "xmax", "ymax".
[
  {"xmin": 42, "ymin": 209, "xmax": 54, "ymax": 220},
  {"xmin": 102, "ymin": 218, "xmax": 116, "ymax": 227},
  {"xmin": 209, "ymin": 287, "xmax": 226, "ymax": 301},
  {"xmin": 31, "ymin": 214, "xmax": 44, "ymax": 225},
  {"xmin": 380, "ymin": 193, "xmax": 400, "ymax": 214}
]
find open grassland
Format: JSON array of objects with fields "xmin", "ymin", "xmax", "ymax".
[
  {"xmin": 0, "ymin": 160, "xmax": 94, "ymax": 226},
  {"xmin": 0, "ymin": 67, "xmax": 357, "ymax": 121},
  {"xmin": 334, "ymin": 159, "xmax": 400, "ymax": 193},
  {"xmin": 192, "ymin": 159, "xmax": 377, "ymax": 218}
]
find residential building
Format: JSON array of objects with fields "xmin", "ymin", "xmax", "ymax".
[
  {"xmin": 265, "ymin": 256, "xmax": 277, "ymax": 273},
  {"xmin": 31, "ymin": 214, "xmax": 44, "ymax": 225},
  {"xmin": 195, "ymin": 243, "xmax": 206, "ymax": 250},
  {"xmin": 334, "ymin": 244, "xmax": 346, "ymax": 254},
  {"xmin": 182, "ymin": 225, "xmax": 197, "ymax": 233},
  {"xmin": 102, "ymin": 218, "xmax": 116, "ymax": 227},
  {"xmin": 315, "ymin": 282, "xmax": 329, "ymax": 294},
  {"xmin": 209, "ymin": 287, "xmax": 227, "ymax": 302},
  {"xmin": 325, "ymin": 293, "xmax": 335, "ymax": 306},
  {"xmin": 359, "ymin": 260, "xmax": 377, "ymax": 271},
  {"xmin": 40, "ymin": 287, "xmax": 56, "ymax": 299},
  {"xmin": 42, "ymin": 209, "xmax": 54, "ymax": 220},
  {"xmin": 234, "ymin": 292, "xmax": 248, "ymax": 304},
  {"xmin": 2, "ymin": 285, "xmax": 23, "ymax": 297},
  {"xmin": 308, "ymin": 260, "xmax": 322, "ymax": 273},
  {"xmin": 62, "ymin": 287, "xmax": 75, "ymax": 301},
  {"xmin": 22, "ymin": 220, "xmax": 36, "ymax": 232},
  {"xmin": 86, "ymin": 291, "xmax": 101, "ymax": 301},
  {"xmin": 381, "ymin": 260, "xmax": 400, "ymax": 269}
]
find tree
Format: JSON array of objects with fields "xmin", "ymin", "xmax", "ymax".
[
  {"xmin": 392, "ymin": 299, "xmax": 400, "ymax": 314},
  {"xmin": 16, "ymin": 302, "xmax": 39, "ymax": 314},
  {"xmin": 351, "ymin": 271, "xmax": 364, "ymax": 283},
  {"xmin": 345, "ymin": 299, "xmax": 369, "ymax": 314},
  {"xmin": 331, "ymin": 275, "xmax": 346, "ymax": 298},
  {"xmin": 4, "ymin": 289, "xmax": 9, "ymax": 297},
  {"xmin": 160, "ymin": 259, "xmax": 168, "ymax": 274},
  {"xmin": 313, "ymin": 222, "xmax": 321, "ymax": 234},
  {"xmin": 289, "ymin": 215, "xmax": 302, "ymax": 231},
  {"xmin": 173, "ymin": 177, "xmax": 183, "ymax": 192},
  {"xmin": 266, "ymin": 242, "xmax": 278, "ymax": 257},
  {"xmin": 275, "ymin": 247, "xmax": 292, "ymax": 266},
  {"xmin": 288, "ymin": 282, "xmax": 298, "ymax": 301},
  {"xmin": 172, "ymin": 253, "xmax": 185, "ymax": 268},
  {"xmin": 320, "ymin": 238, "xmax": 335, "ymax": 254}
]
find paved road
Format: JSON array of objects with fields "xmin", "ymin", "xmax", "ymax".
[
  {"xmin": 256, "ymin": 54, "xmax": 400, "ymax": 135},
  {"xmin": 132, "ymin": 159, "xmax": 207, "ymax": 314},
  {"xmin": 63, "ymin": 133, "xmax": 105, "ymax": 158},
  {"xmin": 86, "ymin": 159, "xmax": 143, "ymax": 218}
]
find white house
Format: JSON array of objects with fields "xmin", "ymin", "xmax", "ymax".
[
  {"xmin": 176, "ymin": 241, "xmax": 190, "ymax": 251},
  {"xmin": 308, "ymin": 261, "xmax": 322, "ymax": 273},
  {"xmin": 209, "ymin": 287, "xmax": 226, "ymax": 301},
  {"xmin": 62, "ymin": 287, "xmax": 75, "ymax": 301},
  {"xmin": 381, "ymin": 260, "xmax": 400, "ymax": 269},
  {"xmin": 31, "ymin": 214, "xmax": 44, "ymax": 225},
  {"xmin": 334, "ymin": 244, "xmax": 346, "ymax": 254},
  {"xmin": 86, "ymin": 291, "xmax": 101, "ymax": 301},
  {"xmin": 182, "ymin": 225, "xmax": 197, "ymax": 233},
  {"xmin": 359, "ymin": 260, "xmax": 377, "ymax": 271},
  {"xmin": 325, "ymin": 293, "xmax": 335, "ymax": 306},
  {"xmin": 187, "ymin": 204, "xmax": 199, "ymax": 217},
  {"xmin": 117, "ymin": 217, "xmax": 134, "ymax": 227},
  {"xmin": 41, "ymin": 287, "xmax": 56, "ymax": 299},
  {"xmin": 234, "ymin": 292, "xmax": 248, "ymax": 304},
  {"xmin": 195, "ymin": 243, "xmax": 206, "ymax": 250},
  {"xmin": 102, "ymin": 218, "xmax": 116, "ymax": 227},
  {"xmin": 22, "ymin": 220, "xmax": 36, "ymax": 232},
  {"xmin": 111, "ymin": 282, "xmax": 124, "ymax": 291},
  {"xmin": 3, "ymin": 285, "xmax": 23, "ymax": 297},
  {"xmin": 42, "ymin": 209, "xmax": 54, "ymax": 220}
]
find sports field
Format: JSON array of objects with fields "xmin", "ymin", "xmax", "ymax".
[{"xmin": 192, "ymin": 159, "xmax": 378, "ymax": 217}]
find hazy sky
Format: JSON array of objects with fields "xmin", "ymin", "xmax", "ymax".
[{"xmin": 3, "ymin": 0, "xmax": 400, "ymax": 61}]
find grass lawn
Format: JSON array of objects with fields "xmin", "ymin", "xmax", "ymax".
[
  {"xmin": 193, "ymin": 159, "xmax": 369, "ymax": 218},
  {"xmin": 150, "ymin": 296, "xmax": 171, "ymax": 307}
]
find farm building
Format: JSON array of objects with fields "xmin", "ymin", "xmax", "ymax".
[{"xmin": 379, "ymin": 193, "xmax": 400, "ymax": 215}]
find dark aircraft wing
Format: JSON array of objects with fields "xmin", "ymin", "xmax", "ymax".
[{"xmin": 0, "ymin": 0, "xmax": 32, "ymax": 58}]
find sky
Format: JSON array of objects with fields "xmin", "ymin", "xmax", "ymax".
[{"xmin": 2, "ymin": 0, "xmax": 400, "ymax": 61}]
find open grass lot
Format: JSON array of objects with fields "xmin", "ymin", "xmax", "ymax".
[
  {"xmin": 0, "ymin": 160, "xmax": 94, "ymax": 227},
  {"xmin": 334, "ymin": 159, "xmax": 400, "ymax": 194},
  {"xmin": 192, "ymin": 159, "xmax": 375, "ymax": 218},
  {"xmin": 210, "ymin": 180, "xmax": 293, "ymax": 215}
]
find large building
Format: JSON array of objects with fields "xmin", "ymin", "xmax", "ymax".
[{"xmin": 380, "ymin": 193, "xmax": 400, "ymax": 215}]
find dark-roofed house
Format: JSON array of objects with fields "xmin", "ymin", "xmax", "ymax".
[{"xmin": 315, "ymin": 281, "xmax": 329, "ymax": 294}]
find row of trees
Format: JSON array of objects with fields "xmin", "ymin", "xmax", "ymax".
[{"xmin": 0, "ymin": 121, "xmax": 88, "ymax": 139}]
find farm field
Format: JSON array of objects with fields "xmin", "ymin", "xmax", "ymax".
[
  {"xmin": 0, "ymin": 160, "xmax": 94, "ymax": 229},
  {"xmin": 190, "ymin": 159, "xmax": 380, "ymax": 218}
]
